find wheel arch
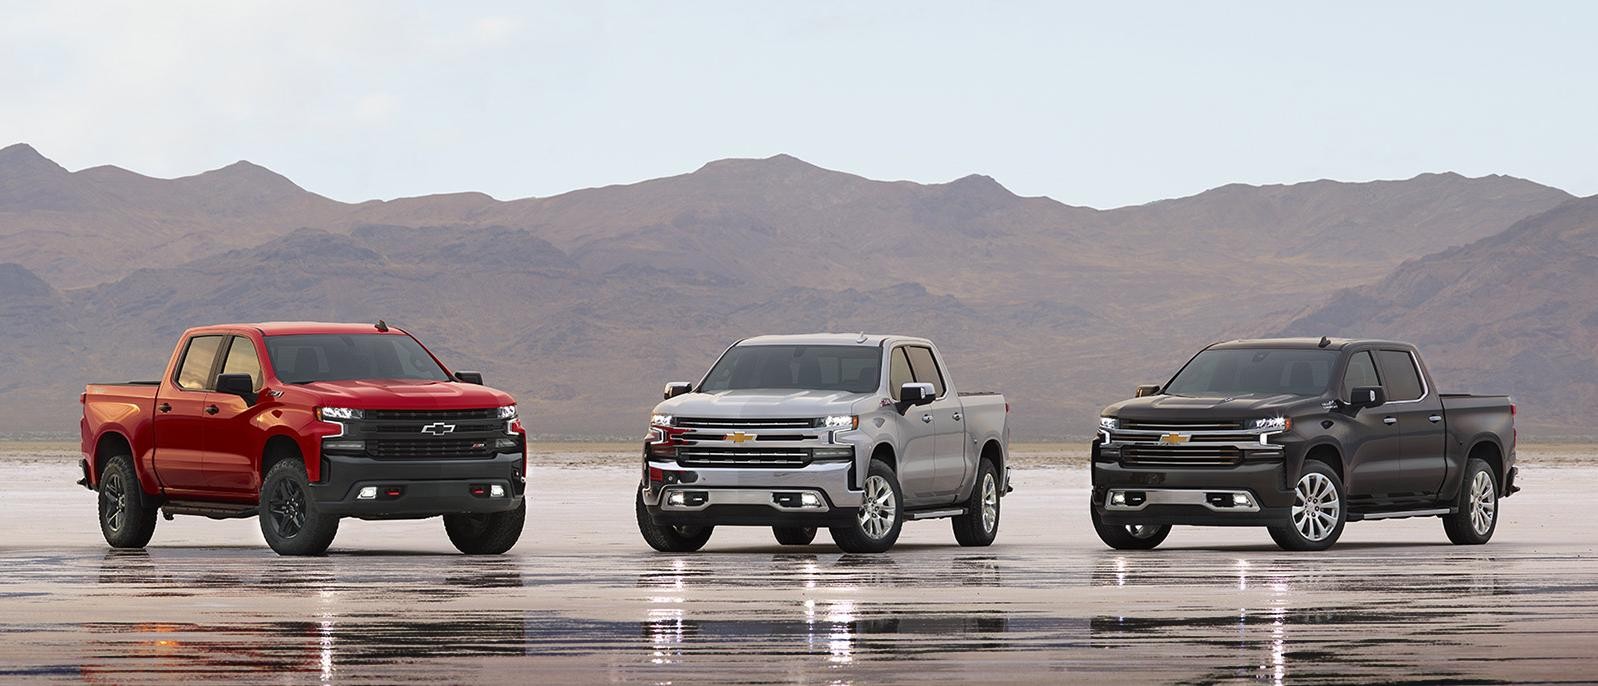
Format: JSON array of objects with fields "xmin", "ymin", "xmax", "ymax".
[
  {"xmin": 1300, "ymin": 441, "xmax": 1345, "ymax": 484},
  {"xmin": 1466, "ymin": 437, "xmax": 1506, "ymax": 490},
  {"xmin": 261, "ymin": 433, "xmax": 308, "ymax": 484}
]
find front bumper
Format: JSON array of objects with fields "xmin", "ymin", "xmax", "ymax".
[
  {"xmin": 1091, "ymin": 439, "xmax": 1297, "ymax": 527},
  {"xmin": 310, "ymin": 452, "xmax": 525, "ymax": 519},
  {"xmin": 641, "ymin": 456, "xmax": 863, "ymax": 528}
]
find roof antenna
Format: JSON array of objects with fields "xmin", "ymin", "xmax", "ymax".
[
  {"xmin": 376, "ymin": 320, "xmax": 389, "ymax": 332},
  {"xmin": 856, "ymin": 332, "xmax": 868, "ymax": 343},
  {"xmin": 1318, "ymin": 336, "xmax": 1331, "ymax": 348}
]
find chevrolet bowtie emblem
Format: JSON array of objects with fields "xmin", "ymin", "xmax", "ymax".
[
  {"xmin": 421, "ymin": 422, "xmax": 456, "ymax": 436},
  {"xmin": 1158, "ymin": 433, "xmax": 1190, "ymax": 445},
  {"xmin": 725, "ymin": 431, "xmax": 756, "ymax": 444}
]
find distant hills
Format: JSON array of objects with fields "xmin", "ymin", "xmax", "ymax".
[{"xmin": 0, "ymin": 142, "xmax": 1587, "ymax": 438}]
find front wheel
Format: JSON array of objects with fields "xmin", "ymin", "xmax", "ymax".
[
  {"xmin": 259, "ymin": 459, "xmax": 340, "ymax": 556},
  {"xmin": 636, "ymin": 490, "xmax": 714, "ymax": 552},
  {"xmin": 1268, "ymin": 461, "xmax": 1346, "ymax": 551},
  {"xmin": 1090, "ymin": 500, "xmax": 1170, "ymax": 550},
  {"xmin": 445, "ymin": 500, "xmax": 526, "ymax": 554},
  {"xmin": 98, "ymin": 454, "xmax": 158, "ymax": 549},
  {"xmin": 829, "ymin": 459, "xmax": 904, "ymax": 553},
  {"xmin": 952, "ymin": 458, "xmax": 1001, "ymax": 546},
  {"xmin": 1442, "ymin": 458, "xmax": 1499, "ymax": 545}
]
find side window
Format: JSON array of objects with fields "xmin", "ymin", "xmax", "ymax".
[
  {"xmin": 1376, "ymin": 350, "xmax": 1425, "ymax": 401},
  {"xmin": 904, "ymin": 346, "xmax": 947, "ymax": 397},
  {"xmin": 221, "ymin": 336, "xmax": 263, "ymax": 391},
  {"xmin": 1341, "ymin": 350, "xmax": 1381, "ymax": 402},
  {"xmin": 174, "ymin": 335, "xmax": 225, "ymax": 391},
  {"xmin": 889, "ymin": 348, "xmax": 914, "ymax": 400}
]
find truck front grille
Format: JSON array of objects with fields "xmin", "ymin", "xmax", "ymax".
[
  {"xmin": 1121, "ymin": 445, "xmax": 1244, "ymax": 467},
  {"xmin": 676, "ymin": 447, "xmax": 813, "ymax": 467},
  {"xmin": 367, "ymin": 438, "xmax": 496, "ymax": 459},
  {"xmin": 675, "ymin": 417, "xmax": 821, "ymax": 430},
  {"xmin": 1121, "ymin": 419, "xmax": 1245, "ymax": 431},
  {"xmin": 350, "ymin": 408, "xmax": 508, "ymax": 458}
]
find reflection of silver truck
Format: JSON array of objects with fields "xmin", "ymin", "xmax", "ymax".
[{"xmin": 637, "ymin": 334, "xmax": 1010, "ymax": 553}]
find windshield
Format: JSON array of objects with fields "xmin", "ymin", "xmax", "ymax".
[
  {"xmin": 264, "ymin": 334, "xmax": 451, "ymax": 384},
  {"xmin": 1163, "ymin": 348, "xmax": 1336, "ymax": 398},
  {"xmin": 700, "ymin": 345, "xmax": 881, "ymax": 394}
]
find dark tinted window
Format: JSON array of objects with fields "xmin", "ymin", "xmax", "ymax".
[
  {"xmin": 175, "ymin": 335, "xmax": 225, "ymax": 390},
  {"xmin": 1376, "ymin": 349, "xmax": 1425, "ymax": 401},
  {"xmin": 220, "ymin": 336, "xmax": 263, "ymax": 390},
  {"xmin": 1342, "ymin": 351, "xmax": 1382, "ymax": 402},
  {"xmin": 904, "ymin": 346, "xmax": 946, "ymax": 397},
  {"xmin": 265, "ymin": 334, "xmax": 450, "ymax": 384},
  {"xmin": 889, "ymin": 347, "xmax": 914, "ymax": 400},
  {"xmin": 1165, "ymin": 348, "xmax": 1338, "ymax": 397},
  {"xmin": 700, "ymin": 345, "xmax": 882, "ymax": 394}
]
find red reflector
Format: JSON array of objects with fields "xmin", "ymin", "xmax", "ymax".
[
  {"xmin": 385, "ymin": 488, "xmax": 401, "ymax": 497},
  {"xmin": 471, "ymin": 486, "xmax": 486, "ymax": 496},
  {"xmin": 648, "ymin": 467, "xmax": 665, "ymax": 482}
]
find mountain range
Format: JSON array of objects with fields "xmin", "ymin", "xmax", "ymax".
[{"xmin": 0, "ymin": 142, "xmax": 1588, "ymax": 438}]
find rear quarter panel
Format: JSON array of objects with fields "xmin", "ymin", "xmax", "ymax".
[
  {"xmin": 80, "ymin": 384, "xmax": 160, "ymax": 491},
  {"xmin": 1440, "ymin": 394, "xmax": 1516, "ymax": 493}
]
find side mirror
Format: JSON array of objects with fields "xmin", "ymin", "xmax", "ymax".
[
  {"xmin": 664, "ymin": 382, "xmax": 693, "ymax": 400},
  {"xmin": 454, "ymin": 371, "xmax": 484, "ymax": 385},
  {"xmin": 215, "ymin": 373, "xmax": 258, "ymax": 406},
  {"xmin": 1348, "ymin": 386, "xmax": 1386, "ymax": 409},
  {"xmin": 899, "ymin": 382, "xmax": 936, "ymax": 408},
  {"xmin": 1134, "ymin": 384, "xmax": 1162, "ymax": 398}
]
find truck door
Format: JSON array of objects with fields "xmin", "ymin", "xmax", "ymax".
[
  {"xmin": 206, "ymin": 335, "xmax": 265, "ymax": 493},
  {"xmin": 1374, "ymin": 349, "xmax": 1448, "ymax": 497},
  {"xmin": 1339, "ymin": 349, "xmax": 1406, "ymax": 498},
  {"xmin": 888, "ymin": 346, "xmax": 938, "ymax": 501},
  {"xmin": 904, "ymin": 345, "xmax": 966, "ymax": 502},
  {"xmin": 154, "ymin": 334, "xmax": 224, "ymax": 492}
]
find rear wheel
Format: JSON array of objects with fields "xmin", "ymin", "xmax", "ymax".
[
  {"xmin": 773, "ymin": 527, "xmax": 817, "ymax": 545},
  {"xmin": 953, "ymin": 458, "xmax": 1001, "ymax": 546},
  {"xmin": 445, "ymin": 500, "xmax": 526, "ymax": 554},
  {"xmin": 1090, "ymin": 500, "xmax": 1170, "ymax": 550},
  {"xmin": 830, "ymin": 459, "xmax": 904, "ymax": 553},
  {"xmin": 636, "ymin": 490, "xmax": 714, "ymax": 552},
  {"xmin": 259, "ymin": 459, "xmax": 340, "ymax": 556},
  {"xmin": 1268, "ymin": 461, "xmax": 1346, "ymax": 551},
  {"xmin": 1443, "ymin": 458, "xmax": 1499, "ymax": 545},
  {"xmin": 98, "ymin": 454, "xmax": 157, "ymax": 549}
]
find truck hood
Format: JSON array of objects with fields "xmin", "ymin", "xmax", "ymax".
[
  {"xmin": 289, "ymin": 379, "xmax": 514, "ymax": 410},
  {"xmin": 1102, "ymin": 393, "xmax": 1324, "ymax": 421},
  {"xmin": 655, "ymin": 390, "xmax": 873, "ymax": 418}
]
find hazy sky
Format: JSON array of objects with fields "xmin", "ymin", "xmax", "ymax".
[{"xmin": 3, "ymin": 1, "xmax": 1595, "ymax": 208}]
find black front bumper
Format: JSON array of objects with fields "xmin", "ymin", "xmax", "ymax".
[
  {"xmin": 1091, "ymin": 448, "xmax": 1296, "ymax": 527},
  {"xmin": 311, "ymin": 452, "xmax": 525, "ymax": 519}
]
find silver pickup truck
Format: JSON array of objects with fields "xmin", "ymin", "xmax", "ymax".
[{"xmin": 636, "ymin": 334, "xmax": 1010, "ymax": 553}]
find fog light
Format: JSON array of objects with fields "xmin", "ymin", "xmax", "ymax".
[
  {"xmin": 667, "ymin": 491, "xmax": 687, "ymax": 506},
  {"xmin": 1233, "ymin": 493, "xmax": 1253, "ymax": 508},
  {"xmin": 1111, "ymin": 492, "xmax": 1127, "ymax": 506},
  {"xmin": 800, "ymin": 492, "xmax": 822, "ymax": 508},
  {"xmin": 490, "ymin": 484, "xmax": 505, "ymax": 498},
  {"xmin": 357, "ymin": 486, "xmax": 377, "ymax": 500}
]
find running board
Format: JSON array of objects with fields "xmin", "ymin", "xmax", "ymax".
[
  {"xmin": 1348, "ymin": 507, "xmax": 1454, "ymax": 522},
  {"xmin": 162, "ymin": 501, "xmax": 258, "ymax": 520},
  {"xmin": 906, "ymin": 507, "xmax": 966, "ymax": 521}
]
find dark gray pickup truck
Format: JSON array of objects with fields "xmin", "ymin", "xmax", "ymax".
[{"xmin": 1091, "ymin": 338, "xmax": 1517, "ymax": 551}]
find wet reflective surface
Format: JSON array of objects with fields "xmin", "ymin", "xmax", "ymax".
[{"xmin": 2, "ymin": 454, "xmax": 1596, "ymax": 683}]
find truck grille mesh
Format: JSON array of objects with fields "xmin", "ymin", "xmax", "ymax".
[
  {"xmin": 1121, "ymin": 445, "xmax": 1244, "ymax": 466},
  {"xmin": 675, "ymin": 417, "xmax": 821, "ymax": 429},
  {"xmin": 676, "ymin": 447, "xmax": 813, "ymax": 467}
]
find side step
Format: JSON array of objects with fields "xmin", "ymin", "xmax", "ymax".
[
  {"xmin": 1347, "ymin": 507, "xmax": 1454, "ymax": 522},
  {"xmin": 162, "ymin": 501, "xmax": 258, "ymax": 520},
  {"xmin": 905, "ymin": 507, "xmax": 965, "ymax": 521}
]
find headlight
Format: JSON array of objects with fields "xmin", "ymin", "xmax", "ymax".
[
  {"xmin": 1099, "ymin": 416, "xmax": 1118, "ymax": 431},
  {"xmin": 651, "ymin": 414, "xmax": 674, "ymax": 427},
  {"xmin": 825, "ymin": 415, "xmax": 858, "ymax": 430},
  {"xmin": 320, "ymin": 407, "xmax": 362, "ymax": 421},
  {"xmin": 1254, "ymin": 417, "xmax": 1292, "ymax": 432},
  {"xmin": 497, "ymin": 404, "xmax": 518, "ymax": 420}
]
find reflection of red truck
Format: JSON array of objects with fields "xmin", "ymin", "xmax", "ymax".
[{"xmin": 79, "ymin": 322, "xmax": 527, "ymax": 556}]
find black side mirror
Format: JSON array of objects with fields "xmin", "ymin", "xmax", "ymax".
[
  {"xmin": 1348, "ymin": 386, "xmax": 1386, "ymax": 409},
  {"xmin": 215, "ymin": 373, "xmax": 258, "ymax": 406},
  {"xmin": 664, "ymin": 382, "xmax": 693, "ymax": 400},
  {"xmin": 454, "ymin": 371, "xmax": 484, "ymax": 385},
  {"xmin": 1135, "ymin": 384, "xmax": 1162, "ymax": 398},
  {"xmin": 899, "ymin": 382, "xmax": 936, "ymax": 409}
]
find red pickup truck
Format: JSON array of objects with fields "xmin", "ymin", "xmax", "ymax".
[{"xmin": 79, "ymin": 322, "xmax": 527, "ymax": 556}]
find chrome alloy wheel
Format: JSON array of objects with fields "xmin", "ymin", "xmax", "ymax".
[
  {"xmin": 1292, "ymin": 472, "xmax": 1340, "ymax": 542},
  {"xmin": 101, "ymin": 471, "xmax": 127, "ymax": 532},
  {"xmin": 980, "ymin": 473, "xmax": 999, "ymax": 533},
  {"xmin": 1470, "ymin": 471, "xmax": 1497, "ymax": 535},
  {"xmin": 858, "ymin": 475, "xmax": 897, "ymax": 540}
]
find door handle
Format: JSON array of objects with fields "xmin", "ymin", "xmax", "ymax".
[
  {"xmin": 204, "ymin": 404, "xmax": 219, "ymax": 415},
  {"xmin": 158, "ymin": 403, "xmax": 172, "ymax": 413},
  {"xmin": 951, "ymin": 412, "xmax": 962, "ymax": 421},
  {"xmin": 1382, "ymin": 416, "xmax": 1397, "ymax": 425},
  {"xmin": 1428, "ymin": 415, "xmax": 1442, "ymax": 423},
  {"xmin": 921, "ymin": 414, "xmax": 933, "ymax": 424}
]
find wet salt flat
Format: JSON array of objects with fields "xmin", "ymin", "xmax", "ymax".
[{"xmin": 1, "ymin": 448, "xmax": 1595, "ymax": 684}]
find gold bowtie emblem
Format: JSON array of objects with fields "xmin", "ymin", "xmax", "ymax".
[
  {"xmin": 726, "ymin": 431, "xmax": 756, "ymax": 444},
  {"xmin": 1158, "ymin": 433, "xmax": 1191, "ymax": 445}
]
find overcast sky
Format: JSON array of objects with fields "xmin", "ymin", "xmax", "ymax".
[{"xmin": 3, "ymin": 1, "xmax": 1595, "ymax": 208}]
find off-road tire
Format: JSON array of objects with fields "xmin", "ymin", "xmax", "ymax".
[
  {"xmin": 1090, "ymin": 499, "xmax": 1170, "ymax": 550},
  {"xmin": 952, "ymin": 458, "xmax": 1001, "ymax": 547},
  {"xmin": 1443, "ymin": 458, "xmax": 1499, "ymax": 545},
  {"xmin": 773, "ymin": 527, "xmax": 817, "ymax": 545},
  {"xmin": 636, "ymin": 490, "xmax": 714, "ymax": 552},
  {"xmin": 829, "ymin": 459, "xmax": 905, "ymax": 554},
  {"xmin": 98, "ymin": 454, "xmax": 158, "ymax": 549},
  {"xmin": 259, "ymin": 459, "xmax": 340, "ymax": 556},
  {"xmin": 1268, "ymin": 460, "xmax": 1346, "ymax": 551},
  {"xmin": 445, "ymin": 500, "xmax": 526, "ymax": 554}
]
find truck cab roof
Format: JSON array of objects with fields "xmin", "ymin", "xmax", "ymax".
[
  {"xmin": 1209, "ymin": 337, "xmax": 1416, "ymax": 352},
  {"xmin": 736, "ymin": 333, "xmax": 929, "ymax": 348}
]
